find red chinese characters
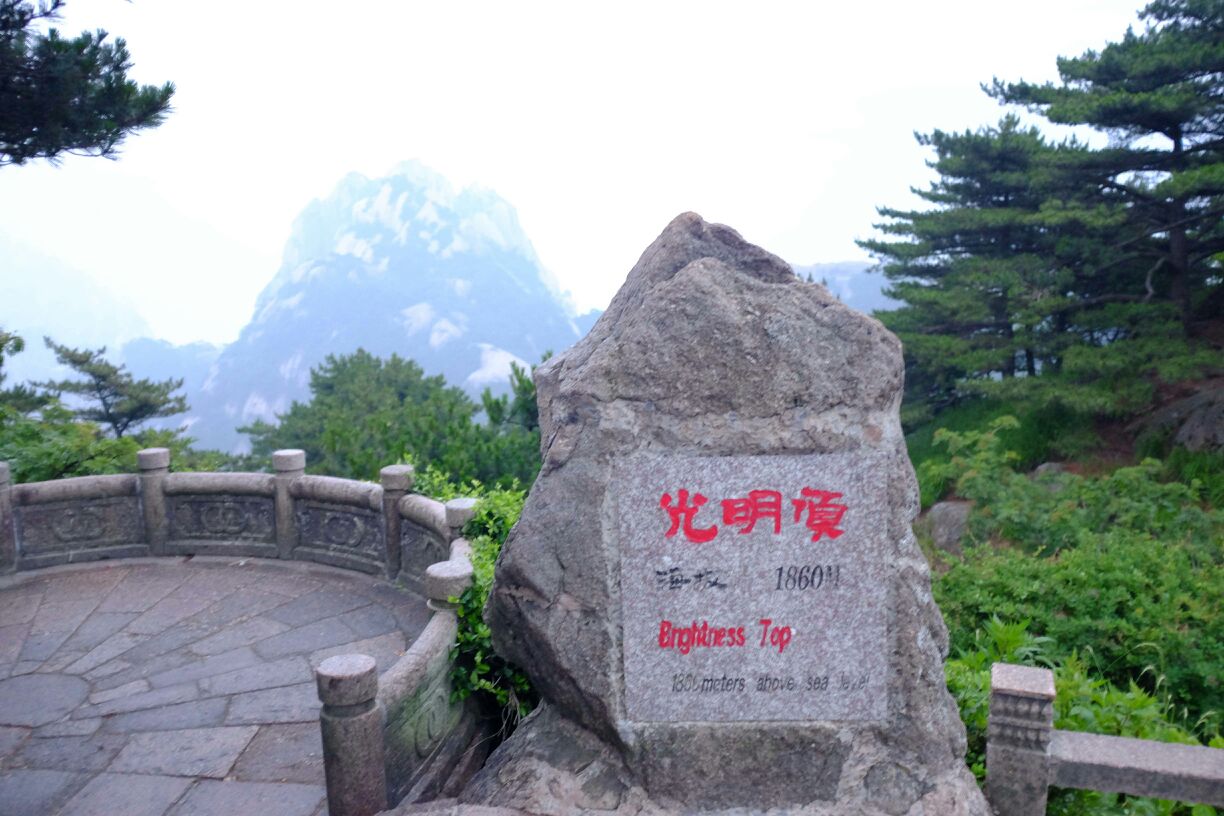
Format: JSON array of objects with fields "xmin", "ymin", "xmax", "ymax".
[
  {"xmin": 721, "ymin": 490, "xmax": 782, "ymax": 535},
  {"xmin": 659, "ymin": 486, "xmax": 847, "ymax": 543},
  {"xmin": 659, "ymin": 489, "xmax": 718, "ymax": 544},
  {"xmin": 791, "ymin": 488, "xmax": 848, "ymax": 542}
]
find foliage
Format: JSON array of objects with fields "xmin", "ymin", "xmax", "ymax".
[
  {"xmin": 1136, "ymin": 427, "xmax": 1224, "ymax": 508},
  {"xmin": 906, "ymin": 399, "xmax": 1097, "ymax": 507},
  {"xmin": 417, "ymin": 470, "xmax": 537, "ymax": 729},
  {"xmin": 38, "ymin": 338, "xmax": 187, "ymax": 438},
  {"xmin": 0, "ymin": 0, "xmax": 174, "ymax": 165},
  {"xmin": 243, "ymin": 349, "xmax": 541, "ymax": 487},
  {"xmin": 481, "ymin": 356, "xmax": 547, "ymax": 434},
  {"xmin": 990, "ymin": 0, "xmax": 1224, "ymax": 336},
  {"xmin": 0, "ymin": 401, "xmax": 140, "ymax": 481},
  {"xmin": 930, "ymin": 418, "xmax": 1224, "ymax": 722},
  {"xmin": 945, "ymin": 620, "xmax": 1220, "ymax": 815},
  {"xmin": 861, "ymin": 0, "xmax": 1224, "ymax": 429},
  {"xmin": 0, "ymin": 326, "xmax": 48, "ymax": 413}
]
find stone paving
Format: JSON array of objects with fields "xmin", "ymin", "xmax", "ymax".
[{"xmin": 0, "ymin": 557, "xmax": 432, "ymax": 816}]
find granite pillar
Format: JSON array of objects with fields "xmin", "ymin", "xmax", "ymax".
[
  {"xmin": 316, "ymin": 653, "xmax": 388, "ymax": 816},
  {"xmin": 986, "ymin": 662, "xmax": 1055, "ymax": 816},
  {"xmin": 0, "ymin": 462, "xmax": 13, "ymax": 573},
  {"xmin": 273, "ymin": 449, "xmax": 305, "ymax": 560},
  {"xmin": 137, "ymin": 447, "xmax": 170, "ymax": 555},
  {"xmin": 379, "ymin": 465, "xmax": 414, "ymax": 579}
]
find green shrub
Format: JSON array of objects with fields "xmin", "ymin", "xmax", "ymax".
[
  {"xmin": 0, "ymin": 403, "xmax": 140, "ymax": 482},
  {"xmin": 414, "ymin": 466, "xmax": 537, "ymax": 728},
  {"xmin": 929, "ymin": 419, "xmax": 1223, "ymax": 722},
  {"xmin": 1163, "ymin": 447, "xmax": 1224, "ymax": 510},
  {"xmin": 945, "ymin": 620, "xmax": 1219, "ymax": 816},
  {"xmin": 907, "ymin": 400, "xmax": 1096, "ymax": 507}
]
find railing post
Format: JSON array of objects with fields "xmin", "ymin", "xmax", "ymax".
[
  {"xmin": 987, "ymin": 662, "xmax": 1056, "ymax": 816},
  {"xmin": 444, "ymin": 497, "xmax": 477, "ymax": 542},
  {"xmin": 379, "ymin": 465, "xmax": 414, "ymax": 580},
  {"xmin": 0, "ymin": 462, "xmax": 13, "ymax": 573},
  {"xmin": 272, "ymin": 449, "xmax": 305, "ymax": 560},
  {"xmin": 138, "ymin": 448, "xmax": 170, "ymax": 556},
  {"xmin": 316, "ymin": 654, "xmax": 388, "ymax": 816}
]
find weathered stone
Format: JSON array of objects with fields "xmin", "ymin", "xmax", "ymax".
[
  {"xmin": 108, "ymin": 725, "xmax": 258, "ymax": 778},
  {"xmin": 317, "ymin": 654, "xmax": 387, "ymax": 816},
  {"xmin": 11, "ymin": 733, "xmax": 128, "ymax": 772},
  {"xmin": 0, "ymin": 769, "xmax": 90, "ymax": 816},
  {"xmin": 231, "ymin": 723, "xmax": 325, "ymax": 784},
  {"xmin": 475, "ymin": 213, "xmax": 988, "ymax": 813},
  {"xmin": 226, "ymin": 682, "xmax": 321, "ymax": 724},
  {"xmin": 171, "ymin": 779, "xmax": 326, "ymax": 816},
  {"xmin": 56, "ymin": 772, "xmax": 193, "ymax": 816},
  {"xmin": 1131, "ymin": 384, "xmax": 1224, "ymax": 453},
  {"xmin": 923, "ymin": 500, "xmax": 972, "ymax": 556},
  {"xmin": 0, "ymin": 673, "xmax": 89, "ymax": 726},
  {"xmin": 0, "ymin": 724, "xmax": 28, "ymax": 756},
  {"xmin": 461, "ymin": 705, "xmax": 665, "ymax": 815},
  {"xmin": 102, "ymin": 697, "xmax": 228, "ymax": 733}
]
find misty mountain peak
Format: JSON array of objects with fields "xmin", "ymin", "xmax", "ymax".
[{"xmin": 175, "ymin": 162, "xmax": 587, "ymax": 451}]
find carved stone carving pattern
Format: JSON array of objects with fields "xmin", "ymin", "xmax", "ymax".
[
  {"xmin": 18, "ymin": 498, "xmax": 142, "ymax": 554},
  {"xmin": 298, "ymin": 502, "xmax": 381, "ymax": 555},
  {"xmin": 170, "ymin": 496, "xmax": 275, "ymax": 542},
  {"xmin": 990, "ymin": 692, "xmax": 1054, "ymax": 750}
]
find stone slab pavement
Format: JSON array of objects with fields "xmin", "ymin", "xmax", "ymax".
[{"xmin": 0, "ymin": 557, "xmax": 433, "ymax": 816}]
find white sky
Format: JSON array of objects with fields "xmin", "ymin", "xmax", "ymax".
[{"xmin": 0, "ymin": 0, "xmax": 1144, "ymax": 346}]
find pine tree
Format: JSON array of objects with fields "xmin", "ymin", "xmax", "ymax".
[
  {"xmin": 0, "ymin": 0, "xmax": 174, "ymax": 165},
  {"xmin": 860, "ymin": 117, "xmax": 1130, "ymax": 423},
  {"xmin": 989, "ymin": 0, "xmax": 1224, "ymax": 335},
  {"xmin": 38, "ymin": 339, "xmax": 187, "ymax": 437}
]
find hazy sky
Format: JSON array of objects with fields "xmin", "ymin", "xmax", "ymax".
[{"xmin": 0, "ymin": 0, "xmax": 1145, "ymax": 346}]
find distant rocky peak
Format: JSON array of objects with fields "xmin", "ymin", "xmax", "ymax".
[{"xmin": 266, "ymin": 162, "xmax": 544, "ymax": 306}]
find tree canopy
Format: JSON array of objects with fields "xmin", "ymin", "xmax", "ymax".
[
  {"xmin": 862, "ymin": 0, "xmax": 1223, "ymax": 429},
  {"xmin": 242, "ymin": 349, "xmax": 541, "ymax": 487},
  {"xmin": 0, "ymin": 0, "xmax": 174, "ymax": 165},
  {"xmin": 38, "ymin": 338, "xmax": 187, "ymax": 437}
]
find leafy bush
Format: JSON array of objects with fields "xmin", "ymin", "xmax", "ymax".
[
  {"xmin": 0, "ymin": 403, "xmax": 140, "ymax": 481},
  {"xmin": 930, "ymin": 418, "xmax": 1224, "ymax": 723},
  {"xmin": 907, "ymin": 400, "xmax": 1096, "ymax": 508},
  {"xmin": 946, "ymin": 619, "xmax": 1220, "ymax": 816},
  {"xmin": 415, "ymin": 466, "xmax": 538, "ymax": 729}
]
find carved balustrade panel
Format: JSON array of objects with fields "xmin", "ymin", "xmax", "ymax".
[
  {"xmin": 398, "ymin": 520, "xmax": 448, "ymax": 592},
  {"xmin": 294, "ymin": 501, "xmax": 385, "ymax": 574},
  {"xmin": 166, "ymin": 494, "xmax": 277, "ymax": 556},
  {"xmin": 16, "ymin": 497, "xmax": 145, "ymax": 568}
]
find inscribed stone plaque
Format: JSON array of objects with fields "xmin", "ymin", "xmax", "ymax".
[{"xmin": 616, "ymin": 453, "xmax": 889, "ymax": 723}]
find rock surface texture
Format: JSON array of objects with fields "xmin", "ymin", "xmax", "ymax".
[{"xmin": 461, "ymin": 213, "xmax": 989, "ymax": 815}]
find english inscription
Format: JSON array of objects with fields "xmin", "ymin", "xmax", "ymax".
[{"xmin": 616, "ymin": 453, "xmax": 889, "ymax": 723}]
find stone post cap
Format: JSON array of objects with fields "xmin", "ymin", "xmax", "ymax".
[
  {"xmin": 0, "ymin": 462, "xmax": 9, "ymax": 486},
  {"xmin": 425, "ymin": 558, "xmax": 474, "ymax": 602},
  {"xmin": 315, "ymin": 654, "xmax": 378, "ymax": 706},
  {"xmin": 445, "ymin": 497, "xmax": 478, "ymax": 529},
  {"xmin": 137, "ymin": 448, "xmax": 171, "ymax": 471},
  {"xmin": 379, "ymin": 464, "xmax": 415, "ymax": 492},
  {"xmin": 272, "ymin": 449, "xmax": 307, "ymax": 473},
  {"xmin": 991, "ymin": 662, "xmax": 1056, "ymax": 700}
]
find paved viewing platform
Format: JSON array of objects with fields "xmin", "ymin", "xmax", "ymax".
[{"xmin": 0, "ymin": 556, "xmax": 432, "ymax": 816}]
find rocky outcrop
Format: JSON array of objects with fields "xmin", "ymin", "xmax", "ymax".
[
  {"xmin": 922, "ymin": 500, "xmax": 972, "ymax": 556},
  {"xmin": 463, "ymin": 213, "xmax": 988, "ymax": 814}
]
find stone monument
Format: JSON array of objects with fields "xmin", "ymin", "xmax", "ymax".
[{"xmin": 460, "ymin": 213, "xmax": 989, "ymax": 815}]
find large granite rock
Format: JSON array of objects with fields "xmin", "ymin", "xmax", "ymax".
[{"xmin": 464, "ymin": 213, "xmax": 988, "ymax": 814}]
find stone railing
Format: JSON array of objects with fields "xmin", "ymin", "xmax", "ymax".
[
  {"xmin": 986, "ymin": 663, "xmax": 1224, "ymax": 815},
  {"xmin": 0, "ymin": 449, "xmax": 483, "ymax": 813},
  {"xmin": 0, "ymin": 448, "xmax": 456, "ymax": 583}
]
